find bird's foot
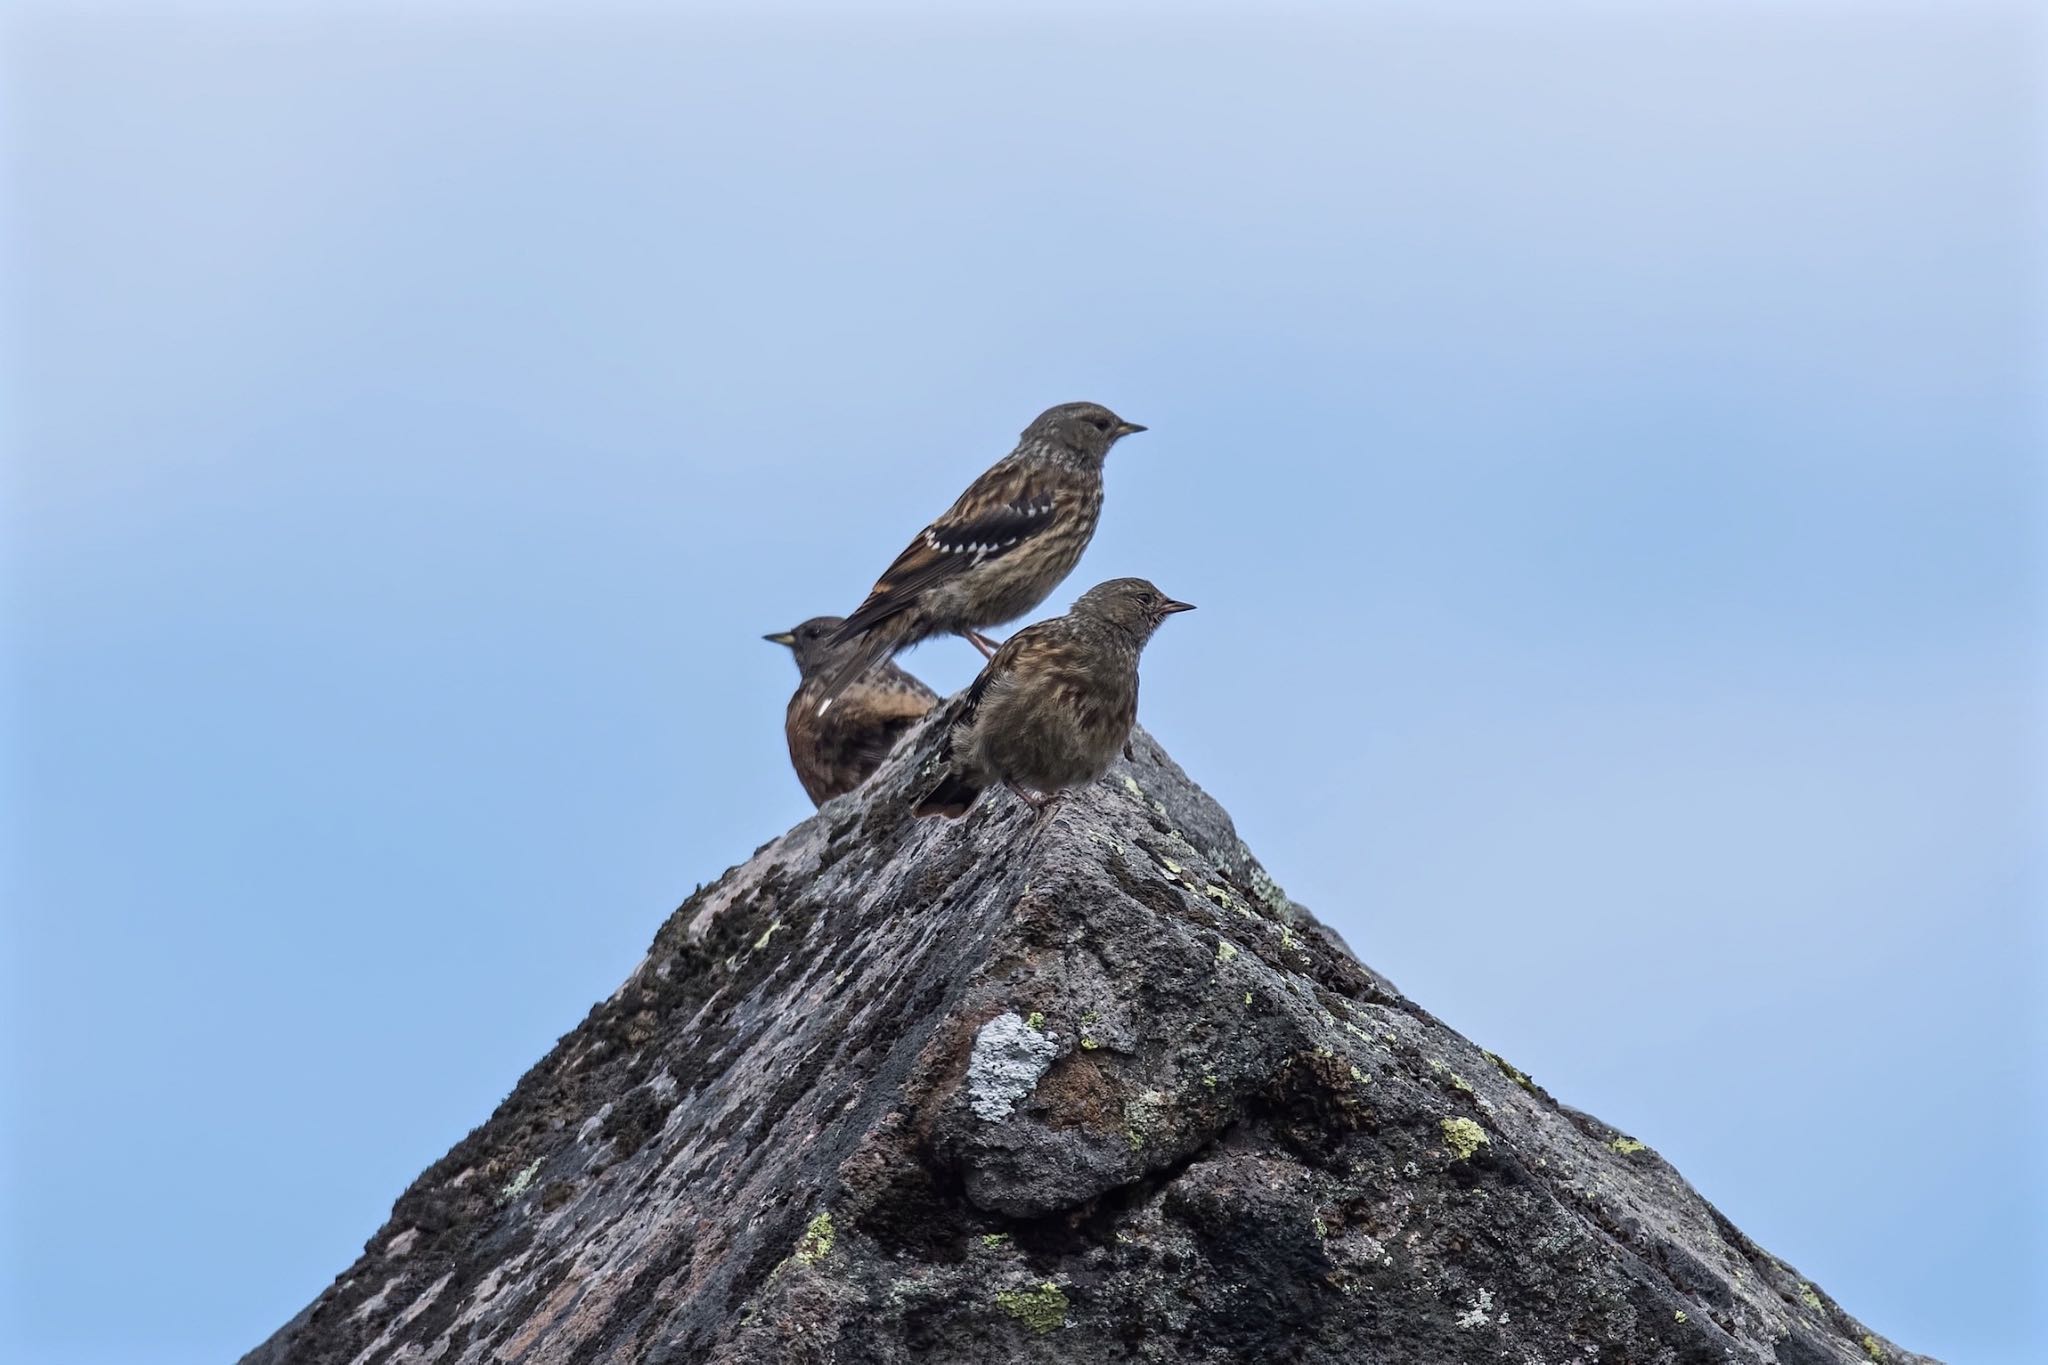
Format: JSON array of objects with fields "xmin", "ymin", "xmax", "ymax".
[
  {"xmin": 963, "ymin": 629, "xmax": 1002, "ymax": 659},
  {"xmin": 1006, "ymin": 781, "xmax": 1064, "ymax": 823}
]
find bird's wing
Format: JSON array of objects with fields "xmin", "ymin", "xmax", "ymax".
[
  {"xmin": 956, "ymin": 619, "xmax": 1061, "ymax": 728},
  {"xmin": 844, "ymin": 673, "xmax": 939, "ymax": 770},
  {"xmin": 833, "ymin": 460, "xmax": 1064, "ymax": 639}
]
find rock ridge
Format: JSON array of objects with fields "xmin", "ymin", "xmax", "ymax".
[{"xmin": 244, "ymin": 711, "xmax": 1931, "ymax": 1365}]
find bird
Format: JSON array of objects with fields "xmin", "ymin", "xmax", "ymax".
[
  {"xmin": 766, "ymin": 616, "xmax": 939, "ymax": 806},
  {"xmin": 814, "ymin": 401, "xmax": 1146, "ymax": 710},
  {"xmin": 915, "ymin": 577, "xmax": 1193, "ymax": 819}
]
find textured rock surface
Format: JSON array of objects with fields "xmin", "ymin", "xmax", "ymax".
[{"xmin": 245, "ymin": 711, "xmax": 1933, "ymax": 1365}]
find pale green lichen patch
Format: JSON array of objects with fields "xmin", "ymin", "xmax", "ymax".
[
  {"xmin": 1482, "ymin": 1049, "xmax": 1536, "ymax": 1091},
  {"xmin": 980, "ymin": 1232, "xmax": 1010, "ymax": 1249},
  {"xmin": 1080, "ymin": 1037, "xmax": 1100, "ymax": 1051},
  {"xmin": 795, "ymin": 1212, "xmax": 835, "ymax": 1265},
  {"xmin": 1798, "ymin": 1284, "xmax": 1824, "ymax": 1311},
  {"xmin": 499, "ymin": 1157, "xmax": 544, "ymax": 1203},
  {"xmin": 1427, "ymin": 1060, "xmax": 1475, "ymax": 1094},
  {"xmin": 751, "ymin": 920, "xmax": 783, "ymax": 951},
  {"xmin": 1610, "ymin": 1137, "xmax": 1647, "ymax": 1155},
  {"xmin": 1026, "ymin": 1012, "xmax": 1045, "ymax": 1032},
  {"xmin": 1861, "ymin": 1335, "xmax": 1887, "ymax": 1361},
  {"xmin": 996, "ymin": 1281, "xmax": 1068, "ymax": 1335},
  {"xmin": 1123, "ymin": 1090, "xmax": 1170, "ymax": 1149},
  {"xmin": 1441, "ymin": 1117, "xmax": 1488, "ymax": 1161},
  {"xmin": 1215, "ymin": 939, "xmax": 1239, "ymax": 964}
]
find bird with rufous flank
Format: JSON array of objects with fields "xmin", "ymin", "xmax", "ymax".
[
  {"xmin": 815, "ymin": 401, "xmax": 1146, "ymax": 711},
  {"xmin": 915, "ymin": 577, "xmax": 1193, "ymax": 820},
  {"xmin": 767, "ymin": 617, "xmax": 938, "ymax": 806}
]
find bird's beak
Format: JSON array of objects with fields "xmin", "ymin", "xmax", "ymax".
[
  {"xmin": 1113, "ymin": 421, "xmax": 1146, "ymax": 439},
  {"xmin": 1161, "ymin": 600, "xmax": 1196, "ymax": 615},
  {"xmin": 763, "ymin": 631, "xmax": 797, "ymax": 647}
]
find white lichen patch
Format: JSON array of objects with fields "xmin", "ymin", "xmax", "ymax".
[
  {"xmin": 1456, "ymin": 1286, "xmax": 1495, "ymax": 1328},
  {"xmin": 967, "ymin": 1012, "xmax": 1059, "ymax": 1121}
]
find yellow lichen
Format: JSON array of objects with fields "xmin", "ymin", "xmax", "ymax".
[
  {"xmin": 794, "ymin": 1211, "xmax": 835, "ymax": 1265},
  {"xmin": 996, "ymin": 1281, "xmax": 1068, "ymax": 1335},
  {"xmin": 1441, "ymin": 1117, "xmax": 1487, "ymax": 1161},
  {"xmin": 1610, "ymin": 1137, "xmax": 1647, "ymax": 1155}
]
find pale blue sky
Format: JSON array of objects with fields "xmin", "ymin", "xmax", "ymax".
[{"xmin": 2, "ymin": 5, "xmax": 2041, "ymax": 1363}]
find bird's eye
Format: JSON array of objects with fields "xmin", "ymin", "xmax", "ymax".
[{"xmin": 1090, "ymin": 416, "xmax": 1111, "ymax": 432}]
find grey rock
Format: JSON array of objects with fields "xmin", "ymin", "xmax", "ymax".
[{"xmin": 243, "ymin": 715, "xmax": 1934, "ymax": 1365}]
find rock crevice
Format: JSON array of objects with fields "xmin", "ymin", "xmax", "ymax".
[{"xmin": 245, "ymin": 716, "xmax": 1931, "ymax": 1365}]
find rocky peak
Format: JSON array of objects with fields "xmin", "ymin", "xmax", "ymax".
[{"xmin": 244, "ymin": 713, "xmax": 1931, "ymax": 1365}]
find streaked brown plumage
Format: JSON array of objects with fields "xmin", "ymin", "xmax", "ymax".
[
  {"xmin": 767, "ymin": 616, "xmax": 938, "ymax": 806},
  {"xmin": 815, "ymin": 401, "xmax": 1145, "ymax": 709},
  {"xmin": 915, "ymin": 578, "xmax": 1194, "ymax": 819}
]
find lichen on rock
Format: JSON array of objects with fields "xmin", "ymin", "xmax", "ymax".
[
  {"xmin": 967, "ymin": 1012, "xmax": 1059, "ymax": 1121},
  {"xmin": 995, "ymin": 1281, "xmax": 1069, "ymax": 1335}
]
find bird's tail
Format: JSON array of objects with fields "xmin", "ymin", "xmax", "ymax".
[
  {"xmin": 813, "ymin": 620, "xmax": 909, "ymax": 714},
  {"xmin": 914, "ymin": 766, "xmax": 984, "ymax": 820}
]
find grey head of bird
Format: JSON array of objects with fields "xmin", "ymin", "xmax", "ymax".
[
  {"xmin": 1019, "ymin": 401, "xmax": 1147, "ymax": 464},
  {"xmin": 1068, "ymin": 577, "xmax": 1195, "ymax": 642},
  {"xmin": 764, "ymin": 616, "xmax": 852, "ymax": 678}
]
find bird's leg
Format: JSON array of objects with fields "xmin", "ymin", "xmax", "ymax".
[
  {"xmin": 961, "ymin": 629, "xmax": 1001, "ymax": 659},
  {"xmin": 1004, "ymin": 779, "xmax": 1052, "ymax": 815},
  {"xmin": 1004, "ymin": 780, "xmax": 1066, "ymax": 826}
]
